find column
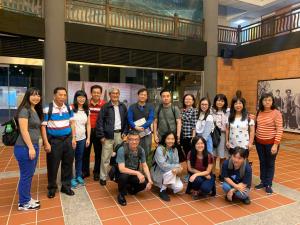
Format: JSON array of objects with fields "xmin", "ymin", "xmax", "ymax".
[
  {"xmin": 44, "ymin": 0, "xmax": 66, "ymax": 103},
  {"xmin": 203, "ymin": 0, "xmax": 218, "ymax": 100}
]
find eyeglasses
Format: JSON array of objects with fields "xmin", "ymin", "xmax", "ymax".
[{"xmin": 128, "ymin": 138, "xmax": 139, "ymax": 142}]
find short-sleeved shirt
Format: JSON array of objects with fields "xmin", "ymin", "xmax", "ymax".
[
  {"xmin": 15, "ymin": 108, "xmax": 41, "ymax": 146},
  {"xmin": 116, "ymin": 146, "xmax": 146, "ymax": 170},
  {"xmin": 73, "ymin": 109, "xmax": 88, "ymax": 141},
  {"xmin": 155, "ymin": 104, "xmax": 181, "ymax": 138},
  {"xmin": 89, "ymin": 99, "xmax": 106, "ymax": 129},
  {"xmin": 187, "ymin": 151, "xmax": 214, "ymax": 172},
  {"xmin": 181, "ymin": 107, "xmax": 198, "ymax": 138},
  {"xmin": 227, "ymin": 117, "xmax": 255, "ymax": 149},
  {"xmin": 222, "ymin": 159, "xmax": 252, "ymax": 188}
]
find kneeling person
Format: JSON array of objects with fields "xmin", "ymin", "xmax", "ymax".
[{"xmin": 116, "ymin": 131, "xmax": 153, "ymax": 206}]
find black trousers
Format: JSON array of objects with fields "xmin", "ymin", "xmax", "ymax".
[
  {"xmin": 118, "ymin": 173, "xmax": 148, "ymax": 196},
  {"xmin": 181, "ymin": 137, "xmax": 192, "ymax": 156},
  {"xmin": 46, "ymin": 135, "xmax": 74, "ymax": 191},
  {"xmin": 82, "ymin": 128, "xmax": 102, "ymax": 175}
]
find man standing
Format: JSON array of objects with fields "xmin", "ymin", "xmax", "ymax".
[
  {"xmin": 127, "ymin": 88, "xmax": 154, "ymax": 160},
  {"xmin": 153, "ymin": 89, "xmax": 181, "ymax": 143},
  {"xmin": 41, "ymin": 87, "xmax": 76, "ymax": 198},
  {"xmin": 294, "ymin": 93, "xmax": 300, "ymax": 130},
  {"xmin": 82, "ymin": 85, "xmax": 106, "ymax": 181},
  {"xmin": 116, "ymin": 131, "xmax": 153, "ymax": 206},
  {"xmin": 96, "ymin": 88, "xmax": 128, "ymax": 186}
]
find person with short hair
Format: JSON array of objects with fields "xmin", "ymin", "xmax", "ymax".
[
  {"xmin": 222, "ymin": 147, "xmax": 252, "ymax": 205},
  {"xmin": 41, "ymin": 87, "xmax": 76, "ymax": 198},
  {"xmin": 116, "ymin": 131, "xmax": 153, "ymax": 206},
  {"xmin": 96, "ymin": 87, "xmax": 128, "ymax": 186}
]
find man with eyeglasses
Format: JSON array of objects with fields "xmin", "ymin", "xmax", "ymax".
[{"xmin": 116, "ymin": 130, "xmax": 153, "ymax": 206}]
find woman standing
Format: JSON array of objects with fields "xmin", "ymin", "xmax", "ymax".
[
  {"xmin": 71, "ymin": 90, "xmax": 91, "ymax": 188},
  {"xmin": 195, "ymin": 97, "xmax": 214, "ymax": 153},
  {"xmin": 212, "ymin": 94, "xmax": 229, "ymax": 182},
  {"xmin": 255, "ymin": 93, "xmax": 283, "ymax": 194},
  {"xmin": 186, "ymin": 136, "xmax": 216, "ymax": 199},
  {"xmin": 15, "ymin": 87, "xmax": 43, "ymax": 210}
]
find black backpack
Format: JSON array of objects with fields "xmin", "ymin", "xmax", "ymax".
[
  {"xmin": 1, "ymin": 117, "xmax": 19, "ymax": 146},
  {"xmin": 47, "ymin": 102, "xmax": 72, "ymax": 121}
]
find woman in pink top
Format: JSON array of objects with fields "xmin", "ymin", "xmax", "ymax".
[{"xmin": 255, "ymin": 93, "xmax": 283, "ymax": 195}]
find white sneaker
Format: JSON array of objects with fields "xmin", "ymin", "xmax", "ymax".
[
  {"xmin": 30, "ymin": 198, "xmax": 40, "ymax": 205},
  {"xmin": 18, "ymin": 202, "xmax": 40, "ymax": 211}
]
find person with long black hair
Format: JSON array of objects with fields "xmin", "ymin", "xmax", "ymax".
[
  {"xmin": 186, "ymin": 136, "xmax": 216, "ymax": 199},
  {"xmin": 71, "ymin": 90, "xmax": 91, "ymax": 188},
  {"xmin": 14, "ymin": 87, "xmax": 43, "ymax": 210}
]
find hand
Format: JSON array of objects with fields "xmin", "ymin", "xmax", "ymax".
[
  {"xmin": 172, "ymin": 168, "xmax": 177, "ymax": 175},
  {"xmin": 189, "ymin": 174, "xmax": 197, "ymax": 182},
  {"xmin": 101, "ymin": 138, "xmax": 106, "ymax": 144},
  {"xmin": 28, "ymin": 146, "xmax": 36, "ymax": 160},
  {"xmin": 146, "ymin": 181, "xmax": 153, "ymax": 191},
  {"xmin": 154, "ymin": 135, "xmax": 160, "ymax": 144},
  {"xmin": 248, "ymin": 143, "xmax": 253, "ymax": 151},
  {"xmin": 226, "ymin": 141, "xmax": 231, "ymax": 149},
  {"xmin": 86, "ymin": 139, "xmax": 90, "ymax": 147},
  {"xmin": 135, "ymin": 127, "xmax": 144, "ymax": 132},
  {"xmin": 177, "ymin": 136, "xmax": 180, "ymax": 144},
  {"xmin": 44, "ymin": 142, "xmax": 51, "ymax": 153},
  {"xmin": 271, "ymin": 144, "xmax": 278, "ymax": 155},
  {"xmin": 236, "ymin": 183, "xmax": 247, "ymax": 193},
  {"xmin": 72, "ymin": 138, "xmax": 77, "ymax": 150},
  {"xmin": 137, "ymin": 172, "xmax": 145, "ymax": 183},
  {"xmin": 205, "ymin": 174, "xmax": 211, "ymax": 180}
]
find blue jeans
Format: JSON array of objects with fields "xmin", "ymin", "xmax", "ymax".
[
  {"xmin": 222, "ymin": 182, "xmax": 250, "ymax": 200},
  {"xmin": 255, "ymin": 142, "xmax": 278, "ymax": 187},
  {"xmin": 74, "ymin": 139, "xmax": 86, "ymax": 178},
  {"xmin": 14, "ymin": 144, "xmax": 39, "ymax": 204},
  {"xmin": 188, "ymin": 175, "xmax": 215, "ymax": 194}
]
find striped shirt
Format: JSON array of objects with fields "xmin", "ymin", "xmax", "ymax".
[
  {"xmin": 89, "ymin": 99, "xmax": 106, "ymax": 128},
  {"xmin": 255, "ymin": 109, "xmax": 283, "ymax": 145},
  {"xmin": 42, "ymin": 101, "xmax": 74, "ymax": 137}
]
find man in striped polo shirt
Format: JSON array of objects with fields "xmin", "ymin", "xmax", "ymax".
[
  {"xmin": 41, "ymin": 87, "xmax": 76, "ymax": 198},
  {"xmin": 82, "ymin": 85, "xmax": 106, "ymax": 181}
]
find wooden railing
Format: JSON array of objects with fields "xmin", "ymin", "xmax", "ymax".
[
  {"xmin": 218, "ymin": 25, "xmax": 238, "ymax": 45},
  {"xmin": 0, "ymin": 0, "xmax": 43, "ymax": 16}
]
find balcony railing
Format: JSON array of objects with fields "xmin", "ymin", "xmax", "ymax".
[{"xmin": 0, "ymin": 0, "xmax": 43, "ymax": 17}]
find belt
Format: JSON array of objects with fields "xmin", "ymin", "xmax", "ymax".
[{"xmin": 114, "ymin": 129, "xmax": 121, "ymax": 133}]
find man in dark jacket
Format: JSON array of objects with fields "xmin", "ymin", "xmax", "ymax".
[{"xmin": 96, "ymin": 88, "xmax": 128, "ymax": 186}]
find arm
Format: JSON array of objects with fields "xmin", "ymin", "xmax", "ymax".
[
  {"xmin": 127, "ymin": 106, "xmax": 136, "ymax": 129},
  {"xmin": 41, "ymin": 125, "xmax": 51, "ymax": 153},
  {"xmin": 70, "ymin": 119, "xmax": 76, "ymax": 149},
  {"xmin": 248, "ymin": 124, "xmax": 255, "ymax": 149},
  {"xmin": 175, "ymin": 107, "xmax": 182, "ymax": 139},
  {"xmin": 201, "ymin": 117, "xmax": 214, "ymax": 140},
  {"xmin": 225, "ymin": 124, "xmax": 230, "ymax": 149},
  {"xmin": 86, "ymin": 114, "xmax": 91, "ymax": 146},
  {"xmin": 142, "ymin": 162, "xmax": 153, "ymax": 184},
  {"xmin": 153, "ymin": 118, "xmax": 159, "ymax": 143},
  {"xmin": 118, "ymin": 163, "xmax": 141, "ymax": 176},
  {"xmin": 274, "ymin": 111, "xmax": 283, "ymax": 145},
  {"xmin": 142, "ymin": 107, "xmax": 155, "ymax": 129},
  {"xmin": 18, "ymin": 117, "xmax": 35, "ymax": 159},
  {"xmin": 191, "ymin": 109, "xmax": 197, "ymax": 138},
  {"xmin": 187, "ymin": 160, "xmax": 201, "ymax": 174}
]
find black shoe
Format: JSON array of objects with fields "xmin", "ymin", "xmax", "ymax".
[
  {"xmin": 242, "ymin": 198, "xmax": 251, "ymax": 205},
  {"xmin": 211, "ymin": 185, "xmax": 216, "ymax": 197},
  {"xmin": 100, "ymin": 179, "xmax": 106, "ymax": 186},
  {"xmin": 219, "ymin": 175, "xmax": 224, "ymax": 183},
  {"xmin": 61, "ymin": 187, "xmax": 75, "ymax": 196},
  {"xmin": 265, "ymin": 186, "xmax": 273, "ymax": 195},
  {"xmin": 93, "ymin": 174, "xmax": 100, "ymax": 181},
  {"xmin": 82, "ymin": 172, "xmax": 90, "ymax": 179},
  {"xmin": 159, "ymin": 190, "xmax": 170, "ymax": 202},
  {"xmin": 117, "ymin": 194, "xmax": 127, "ymax": 206},
  {"xmin": 47, "ymin": 189, "xmax": 56, "ymax": 199},
  {"xmin": 255, "ymin": 183, "xmax": 265, "ymax": 190}
]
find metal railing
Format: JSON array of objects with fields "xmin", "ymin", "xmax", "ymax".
[{"xmin": 0, "ymin": 0, "xmax": 43, "ymax": 17}]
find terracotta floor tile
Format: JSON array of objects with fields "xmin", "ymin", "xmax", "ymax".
[
  {"xmin": 149, "ymin": 207, "xmax": 177, "ymax": 222},
  {"xmin": 135, "ymin": 191, "xmax": 156, "ymax": 201},
  {"xmin": 140, "ymin": 198, "xmax": 165, "ymax": 210},
  {"xmin": 102, "ymin": 217, "xmax": 130, "ymax": 225},
  {"xmin": 189, "ymin": 200, "xmax": 216, "ymax": 212},
  {"xmin": 182, "ymin": 213, "xmax": 213, "ymax": 225},
  {"xmin": 160, "ymin": 218, "xmax": 186, "ymax": 225},
  {"xmin": 0, "ymin": 196, "xmax": 14, "ymax": 207},
  {"xmin": 40, "ymin": 197, "xmax": 61, "ymax": 209},
  {"xmin": 87, "ymin": 189, "xmax": 110, "ymax": 199},
  {"xmin": 254, "ymin": 197, "xmax": 281, "ymax": 209},
  {"xmin": 97, "ymin": 206, "xmax": 123, "ymax": 220},
  {"xmin": 37, "ymin": 206, "xmax": 63, "ymax": 221},
  {"xmin": 268, "ymin": 194, "xmax": 295, "ymax": 205},
  {"xmin": 7, "ymin": 211, "xmax": 36, "ymax": 225},
  {"xmin": 0, "ymin": 216, "xmax": 8, "ymax": 225},
  {"xmin": 162, "ymin": 195, "xmax": 184, "ymax": 206},
  {"xmin": 204, "ymin": 209, "xmax": 232, "ymax": 223},
  {"xmin": 37, "ymin": 217, "xmax": 65, "ymax": 225},
  {"xmin": 240, "ymin": 202, "xmax": 267, "ymax": 213},
  {"xmin": 207, "ymin": 196, "xmax": 228, "ymax": 208},
  {"xmin": 93, "ymin": 197, "xmax": 116, "ymax": 209},
  {"xmin": 126, "ymin": 211, "xmax": 156, "ymax": 225},
  {"xmin": 0, "ymin": 205, "xmax": 11, "ymax": 217},
  {"xmin": 120, "ymin": 202, "xmax": 145, "ymax": 215},
  {"xmin": 169, "ymin": 203, "xmax": 197, "ymax": 217},
  {"xmin": 222, "ymin": 204, "xmax": 250, "ymax": 218},
  {"xmin": 281, "ymin": 181, "xmax": 300, "ymax": 189}
]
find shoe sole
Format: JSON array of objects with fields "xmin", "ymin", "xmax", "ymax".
[{"xmin": 18, "ymin": 206, "xmax": 40, "ymax": 211}]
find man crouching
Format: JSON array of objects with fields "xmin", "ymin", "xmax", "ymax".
[{"xmin": 116, "ymin": 130, "xmax": 153, "ymax": 206}]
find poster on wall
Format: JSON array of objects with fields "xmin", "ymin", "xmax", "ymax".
[
  {"xmin": 68, "ymin": 81, "xmax": 145, "ymax": 107},
  {"xmin": 257, "ymin": 78, "xmax": 300, "ymax": 134}
]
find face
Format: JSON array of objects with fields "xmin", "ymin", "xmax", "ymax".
[
  {"xmin": 109, "ymin": 89, "xmax": 120, "ymax": 102},
  {"xmin": 276, "ymin": 91, "xmax": 280, "ymax": 96},
  {"xmin": 91, "ymin": 88, "xmax": 102, "ymax": 102},
  {"xmin": 232, "ymin": 152, "xmax": 245, "ymax": 168},
  {"xmin": 234, "ymin": 100, "xmax": 244, "ymax": 112},
  {"xmin": 286, "ymin": 90, "xmax": 291, "ymax": 96},
  {"xmin": 138, "ymin": 91, "xmax": 148, "ymax": 103},
  {"xmin": 200, "ymin": 100, "xmax": 209, "ymax": 112},
  {"xmin": 54, "ymin": 90, "xmax": 67, "ymax": 105},
  {"xmin": 161, "ymin": 92, "xmax": 171, "ymax": 104},
  {"xmin": 165, "ymin": 134, "xmax": 175, "ymax": 148},
  {"xmin": 262, "ymin": 97, "xmax": 273, "ymax": 109},
  {"xmin": 77, "ymin": 95, "xmax": 86, "ymax": 106},
  {"xmin": 128, "ymin": 134, "xmax": 140, "ymax": 150},
  {"xmin": 184, "ymin": 95, "xmax": 194, "ymax": 108},
  {"xmin": 29, "ymin": 93, "xmax": 41, "ymax": 106},
  {"xmin": 195, "ymin": 139, "xmax": 205, "ymax": 152},
  {"xmin": 216, "ymin": 98, "xmax": 225, "ymax": 110}
]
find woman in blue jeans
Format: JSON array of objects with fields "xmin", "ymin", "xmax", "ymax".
[
  {"xmin": 222, "ymin": 147, "xmax": 252, "ymax": 205},
  {"xmin": 14, "ymin": 87, "xmax": 43, "ymax": 211},
  {"xmin": 186, "ymin": 136, "xmax": 216, "ymax": 199},
  {"xmin": 71, "ymin": 90, "xmax": 91, "ymax": 188}
]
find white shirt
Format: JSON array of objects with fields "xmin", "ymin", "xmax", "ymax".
[
  {"xmin": 114, "ymin": 105, "xmax": 122, "ymax": 130},
  {"xmin": 73, "ymin": 109, "xmax": 88, "ymax": 141},
  {"xmin": 196, "ymin": 114, "xmax": 214, "ymax": 134}
]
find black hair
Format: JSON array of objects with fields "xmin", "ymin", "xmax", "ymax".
[
  {"xmin": 73, "ymin": 90, "xmax": 89, "ymax": 116},
  {"xmin": 229, "ymin": 90, "xmax": 248, "ymax": 123},
  {"xmin": 159, "ymin": 132, "xmax": 176, "ymax": 148},
  {"xmin": 198, "ymin": 97, "xmax": 211, "ymax": 120},
  {"xmin": 90, "ymin": 85, "xmax": 103, "ymax": 93},
  {"xmin": 54, "ymin": 87, "xmax": 67, "ymax": 95},
  {"xmin": 213, "ymin": 94, "xmax": 228, "ymax": 113},
  {"xmin": 258, "ymin": 92, "xmax": 277, "ymax": 111},
  {"xmin": 275, "ymin": 89, "xmax": 280, "ymax": 92},
  {"xmin": 190, "ymin": 136, "xmax": 209, "ymax": 169},
  {"xmin": 137, "ymin": 88, "xmax": 148, "ymax": 95},
  {"xmin": 16, "ymin": 87, "xmax": 43, "ymax": 120},
  {"xmin": 128, "ymin": 130, "xmax": 140, "ymax": 137},
  {"xmin": 182, "ymin": 94, "xmax": 196, "ymax": 109},
  {"xmin": 285, "ymin": 89, "xmax": 291, "ymax": 93},
  {"xmin": 231, "ymin": 147, "xmax": 249, "ymax": 159},
  {"xmin": 160, "ymin": 89, "xmax": 171, "ymax": 96}
]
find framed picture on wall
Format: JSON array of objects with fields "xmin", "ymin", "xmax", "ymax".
[{"xmin": 257, "ymin": 77, "xmax": 300, "ymax": 134}]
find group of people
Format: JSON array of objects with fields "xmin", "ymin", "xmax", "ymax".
[{"xmin": 13, "ymin": 85, "xmax": 283, "ymax": 211}]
